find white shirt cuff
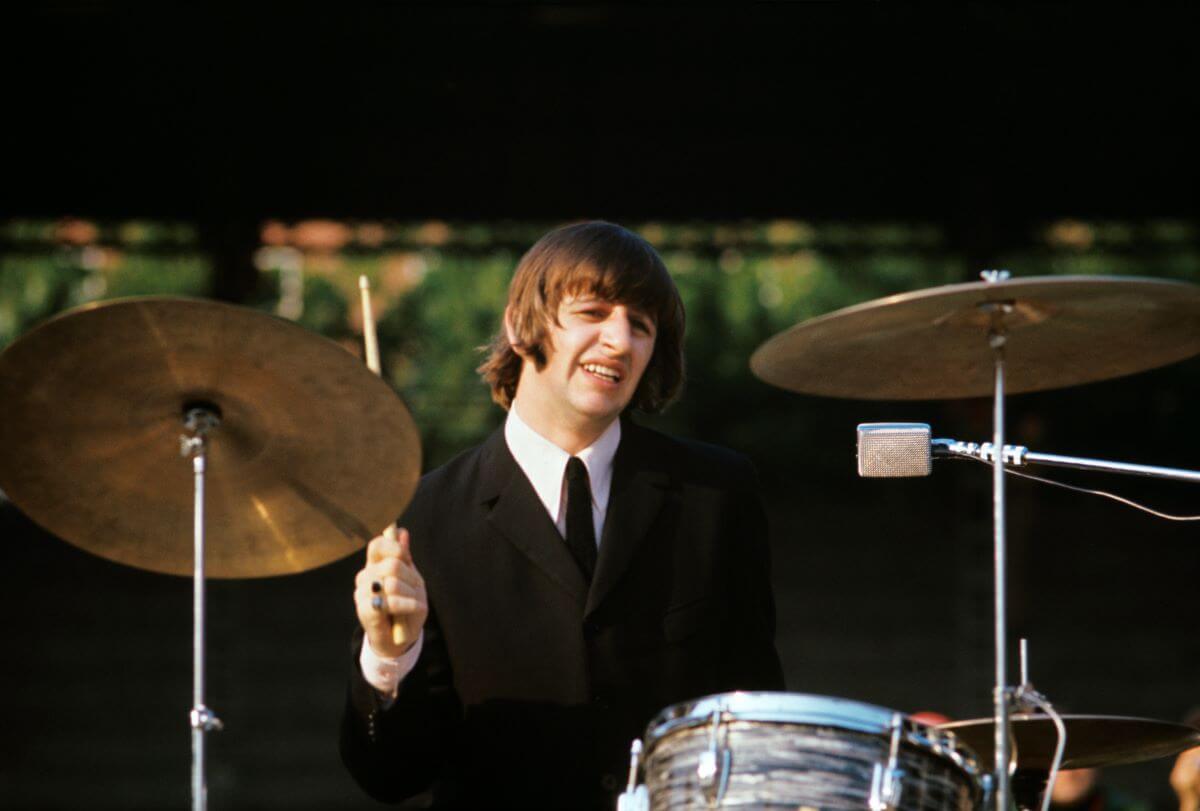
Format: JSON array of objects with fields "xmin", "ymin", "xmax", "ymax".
[{"xmin": 359, "ymin": 631, "xmax": 424, "ymax": 703}]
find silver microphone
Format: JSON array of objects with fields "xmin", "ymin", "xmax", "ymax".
[
  {"xmin": 856, "ymin": 423, "xmax": 1024, "ymax": 478},
  {"xmin": 856, "ymin": 423, "xmax": 932, "ymax": 478},
  {"xmin": 858, "ymin": 422, "xmax": 1200, "ymax": 487}
]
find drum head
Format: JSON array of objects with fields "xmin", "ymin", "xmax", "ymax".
[{"xmin": 647, "ymin": 692, "xmax": 908, "ymax": 742}]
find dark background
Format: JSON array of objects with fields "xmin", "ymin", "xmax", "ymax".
[{"xmin": 2, "ymin": 3, "xmax": 1198, "ymax": 809}]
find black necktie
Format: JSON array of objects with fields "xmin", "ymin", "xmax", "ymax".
[{"xmin": 565, "ymin": 457, "xmax": 597, "ymax": 583}]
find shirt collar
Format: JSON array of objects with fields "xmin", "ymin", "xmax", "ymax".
[{"xmin": 504, "ymin": 401, "xmax": 621, "ymax": 520}]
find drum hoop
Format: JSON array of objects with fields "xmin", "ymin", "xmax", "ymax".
[{"xmin": 644, "ymin": 691, "xmax": 982, "ymax": 780}]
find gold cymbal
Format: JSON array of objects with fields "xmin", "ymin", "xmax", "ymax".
[
  {"xmin": 939, "ymin": 714, "xmax": 1200, "ymax": 771},
  {"xmin": 0, "ymin": 297, "xmax": 421, "ymax": 578},
  {"xmin": 751, "ymin": 276, "xmax": 1200, "ymax": 400}
]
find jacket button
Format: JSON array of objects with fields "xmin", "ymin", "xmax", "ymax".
[{"xmin": 600, "ymin": 774, "xmax": 620, "ymax": 791}]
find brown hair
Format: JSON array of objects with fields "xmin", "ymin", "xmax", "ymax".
[{"xmin": 478, "ymin": 221, "xmax": 685, "ymax": 413}]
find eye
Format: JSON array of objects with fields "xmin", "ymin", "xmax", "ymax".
[{"xmin": 573, "ymin": 302, "xmax": 608, "ymax": 319}]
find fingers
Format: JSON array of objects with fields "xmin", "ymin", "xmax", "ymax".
[
  {"xmin": 398, "ymin": 527, "xmax": 413, "ymax": 565},
  {"xmin": 353, "ymin": 574, "xmax": 427, "ymax": 631},
  {"xmin": 382, "ymin": 594, "xmax": 425, "ymax": 615},
  {"xmin": 383, "ymin": 572, "xmax": 424, "ymax": 596},
  {"xmin": 353, "ymin": 528, "xmax": 425, "ymax": 621},
  {"xmin": 366, "ymin": 527, "xmax": 403, "ymax": 563},
  {"xmin": 355, "ymin": 580, "xmax": 423, "ymax": 613},
  {"xmin": 356, "ymin": 526, "xmax": 427, "ymax": 656},
  {"xmin": 354, "ymin": 566, "xmax": 424, "ymax": 602},
  {"xmin": 362, "ymin": 527, "xmax": 422, "ymax": 590},
  {"xmin": 356, "ymin": 557, "xmax": 424, "ymax": 592}
]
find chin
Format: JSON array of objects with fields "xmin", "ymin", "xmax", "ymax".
[{"xmin": 573, "ymin": 400, "xmax": 625, "ymax": 424}]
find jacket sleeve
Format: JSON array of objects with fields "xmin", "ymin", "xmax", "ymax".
[
  {"xmin": 338, "ymin": 478, "xmax": 463, "ymax": 803},
  {"xmin": 339, "ymin": 601, "xmax": 462, "ymax": 802}
]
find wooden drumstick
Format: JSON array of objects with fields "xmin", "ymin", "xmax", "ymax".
[{"xmin": 358, "ymin": 275, "xmax": 410, "ymax": 648}]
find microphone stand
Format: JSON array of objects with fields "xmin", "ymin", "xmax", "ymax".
[{"xmin": 933, "ymin": 440, "xmax": 1200, "ymax": 484}]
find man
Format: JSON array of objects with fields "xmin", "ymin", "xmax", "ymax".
[{"xmin": 340, "ymin": 221, "xmax": 784, "ymax": 809}]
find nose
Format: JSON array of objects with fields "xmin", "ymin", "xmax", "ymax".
[{"xmin": 600, "ymin": 308, "xmax": 633, "ymax": 355}]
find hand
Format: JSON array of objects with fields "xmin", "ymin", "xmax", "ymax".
[
  {"xmin": 1172, "ymin": 747, "xmax": 1200, "ymax": 811},
  {"xmin": 354, "ymin": 527, "xmax": 428, "ymax": 659}
]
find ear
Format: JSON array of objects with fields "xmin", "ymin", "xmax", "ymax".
[
  {"xmin": 504, "ymin": 306, "xmax": 530, "ymax": 359},
  {"xmin": 503, "ymin": 305, "xmax": 517, "ymax": 341}
]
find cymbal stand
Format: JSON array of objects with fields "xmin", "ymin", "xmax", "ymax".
[
  {"xmin": 181, "ymin": 405, "xmax": 224, "ymax": 811},
  {"xmin": 1010, "ymin": 639, "xmax": 1068, "ymax": 811},
  {"xmin": 980, "ymin": 269, "xmax": 1014, "ymax": 811}
]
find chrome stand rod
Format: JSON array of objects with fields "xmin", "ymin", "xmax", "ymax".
[
  {"xmin": 977, "ymin": 270, "xmax": 1015, "ymax": 811},
  {"xmin": 933, "ymin": 442, "xmax": 1200, "ymax": 483},
  {"xmin": 192, "ymin": 448, "xmax": 208, "ymax": 810},
  {"xmin": 1022, "ymin": 451, "xmax": 1200, "ymax": 483},
  {"xmin": 183, "ymin": 407, "xmax": 222, "ymax": 811},
  {"xmin": 991, "ymin": 328, "xmax": 1011, "ymax": 811}
]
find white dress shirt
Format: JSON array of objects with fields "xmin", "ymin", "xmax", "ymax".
[{"xmin": 359, "ymin": 401, "xmax": 621, "ymax": 698}]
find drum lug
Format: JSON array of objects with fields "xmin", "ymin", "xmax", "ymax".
[
  {"xmin": 617, "ymin": 739, "xmax": 649, "ymax": 811},
  {"xmin": 697, "ymin": 709, "xmax": 732, "ymax": 806},
  {"xmin": 869, "ymin": 762, "xmax": 905, "ymax": 811},
  {"xmin": 980, "ymin": 771, "xmax": 996, "ymax": 811},
  {"xmin": 869, "ymin": 713, "xmax": 906, "ymax": 811}
]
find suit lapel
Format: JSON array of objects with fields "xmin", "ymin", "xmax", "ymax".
[
  {"xmin": 585, "ymin": 421, "xmax": 671, "ymax": 617},
  {"xmin": 480, "ymin": 429, "xmax": 589, "ymax": 607}
]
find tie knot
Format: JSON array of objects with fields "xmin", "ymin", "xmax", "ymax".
[{"xmin": 566, "ymin": 456, "xmax": 588, "ymax": 483}]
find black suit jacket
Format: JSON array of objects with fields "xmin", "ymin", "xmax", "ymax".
[{"xmin": 340, "ymin": 418, "xmax": 784, "ymax": 809}]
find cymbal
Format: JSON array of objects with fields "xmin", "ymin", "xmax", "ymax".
[
  {"xmin": 751, "ymin": 276, "xmax": 1200, "ymax": 399},
  {"xmin": 938, "ymin": 714, "xmax": 1200, "ymax": 771},
  {"xmin": 0, "ymin": 297, "xmax": 421, "ymax": 578}
]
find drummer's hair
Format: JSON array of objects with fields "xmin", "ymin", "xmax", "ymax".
[{"xmin": 478, "ymin": 220, "xmax": 685, "ymax": 413}]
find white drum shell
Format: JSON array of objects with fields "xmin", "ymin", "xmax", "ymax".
[{"xmin": 641, "ymin": 692, "xmax": 982, "ymax": 811}]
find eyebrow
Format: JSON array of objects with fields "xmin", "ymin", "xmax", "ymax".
[
  {"xmin": 627, "ymin": 309, "xmax": 656, "ymax": 330},
  {"xmin": 566, "ymin": 296, "xmax": 655, "ymax": 326}
]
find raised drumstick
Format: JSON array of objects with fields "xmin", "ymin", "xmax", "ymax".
[{"xmin": 359, "ymin": 275, "xmax": 410, "ymax": 648}]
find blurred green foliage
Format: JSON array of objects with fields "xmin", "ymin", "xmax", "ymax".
[
  {"xmin": 0, "ymin": 219, "xmax": 209, "ymax": 346},
  {"xmin": 3, "ymin": 218, "xmax": 1199, "ymax": 471}
]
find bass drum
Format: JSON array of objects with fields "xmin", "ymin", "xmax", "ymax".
[{"xmin": 633, "ymin": 692, "xmax": 983, "ymax": 811}]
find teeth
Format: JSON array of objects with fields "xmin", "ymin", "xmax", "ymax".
[{"xmin": 583, "ymin": 363, "xmax": 620, "ymax": 381}]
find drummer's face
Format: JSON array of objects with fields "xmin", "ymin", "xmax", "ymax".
[{"xmin": 515, "ymin": 293, "xmax": 656, "ymax": 439}]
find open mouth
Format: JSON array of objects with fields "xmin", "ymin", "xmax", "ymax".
[{"xmin": 581, "ymin": 362, "xmax": 622, "ymax": 383}]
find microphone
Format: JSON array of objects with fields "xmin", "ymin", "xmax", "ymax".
[
  {"xmin": 856, "ymin": 423, "xmax": 932, "ymax": 477},
  {"xmin": 857, "ymin": 423, "xmax": 1200, "ymax": 486},
  {"xmin": 855, "ymin": 423, "xmax": 1027, "ymax": 478}
]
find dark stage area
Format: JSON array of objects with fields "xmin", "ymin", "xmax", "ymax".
[{"xmin": 2, "ymin": 3, "xmax": 1199, "ymax": 809}]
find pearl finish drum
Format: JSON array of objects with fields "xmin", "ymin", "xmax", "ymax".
[{"xmin": 620, "ymin": 693, "xmax": 984, "ymax": 811}]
